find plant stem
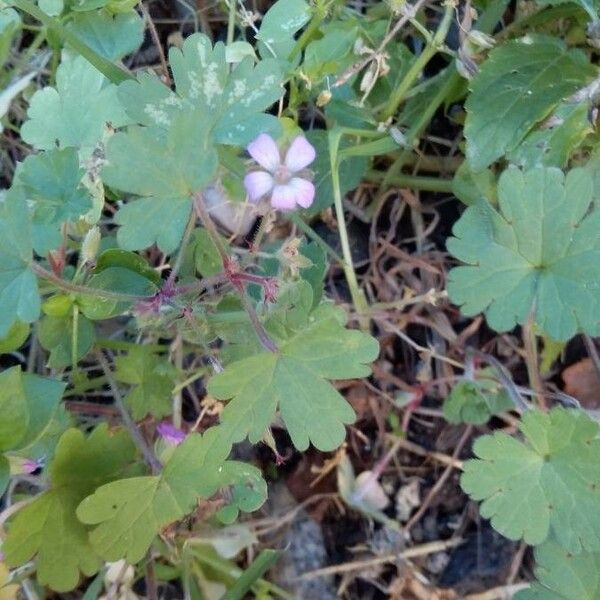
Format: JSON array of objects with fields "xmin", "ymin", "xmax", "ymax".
[
  {"xmin": 328, "ymin": 129, "xmax": 369, "ymax": 316},
  {"xmin": 95, "ymin": 349, "xmax": 163, "ymax": 473},
  {"xmin": 226, "ymin": 0, "xmax": 235, "ymax": 45},
  {"xmin": 192, "ymin": 192, "xmax": 278, "ymax": 352},
  {"xmin": 288, "ymin": 1, "xmax": 326, "ymax": 62},
  {"xmin": 167, "ymin": 210, "xmax": 197, "ymax": 286},
  {"xmin": 31, "ymin": 262, "xmax": 149, "ymax": 302},
  {"xmin": 380, "ymin": 0, "xmax": 455, "ymax": 120},
  {"xmin": 11, "ymin": 0, "xmax": 132, "ymax": 84},
  {"xmin": 523, "ymin": 315, "xmax": 546, "ymax": 410},
  {"xmin": 192, "ymin": 192, "xmax": 228, "ymax": 262}
]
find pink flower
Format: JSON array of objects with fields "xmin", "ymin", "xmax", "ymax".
[
  {"xmin": 157, "ymin": 422, "xmax": 186, "ymax": 446},
  {"xmin": 244, "ymin": 134, "xmax": 316, "ymax": 211}
]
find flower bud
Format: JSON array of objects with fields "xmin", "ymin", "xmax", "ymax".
[{"xmin": 81, "ymin": 226, "xmax": 101, "ymax": 263}]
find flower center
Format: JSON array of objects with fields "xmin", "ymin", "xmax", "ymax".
[{"xmin": 273, "ymin": 164, "xmax": 290, "ymax": 184}]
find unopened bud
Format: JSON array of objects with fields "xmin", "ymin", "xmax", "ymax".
[{"xmin": 81, "ymin": 226, "xmax": 100, "ymax": 263}]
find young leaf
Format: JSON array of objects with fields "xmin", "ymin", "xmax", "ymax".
[
  {"xmin": 0, "ymin": 366, "xmax": 65, "ymax": 456},
  {"xmin": 515, "ymin": 541, "xmax": 600, "ymax": 599},
  {"xmin": 15, "ymin": 370, "xmax": 68, "ymax": 458},
  {"xmin": 461, "ymin": 407, "xmax": 600, "ymax": 553},
  {"xmin": 2, "ymin": 425, "xmax": 136, "ymax": 592},
  {"xmin": 0, "ymin": 320, "xmax": 30, "ymax": 353},
  {"xmin": 114, "ymin": 347, "xmax": 176, "ymax": 419},
  {"xmin": 18, "ymin": 148, "xmax": 93, "ymax": 253},
  {"xmin": 76, "ymin": 429, "xmax": 266, "ymax": 563},
  {"xmin": 117, "ymin": 33, "xmax": 283, "ymax": 145},
  {"xmin": 0, "ymin": 185, "xmax": 40, "ymax": 337},
  {"xmin": 464, "ymin": 35, "xmax": 596, "ymax": 170},
  {"xmin": 447, "ymin": 166, "xmax": 600, "ymax": 341},
  {"xmin": 102, "ymin": 109, "xmax": 218, "ymax": 252},
  {"xmin": 443, "ymin": 377, "xmax": 513, "ymax": 425},
  {"xmin": 21, "ymin": 53, "xmax": 132, "ymax": 155},
  {"xmin": 208, "ymin": 313, "xmax": 379, "ymax": 451},
  {"xmin": 0, "ymin": 367, "xmax": 30, "ymax": 451},
  {"xmin": 66, "ymin": 9, "xmax": 144, "ymax": 60}
]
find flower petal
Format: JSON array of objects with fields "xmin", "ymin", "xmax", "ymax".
[
  {"xmin": 271, "ymin": 184, "xmax": 297, "ymax": 211},
  {"xmin": 288, "ymin": 177, "xmax": 315, "ymax": 209},
  {"xmin": 157, "ymin": 422, "xmax": 186, "ymax": 446},
  {"xmin": 285, "ymin": 136, "xmax": 316, "ymax": 172},
  {"xmin": 247, "ymin": 133, "xmax": 281, "ymax": 172},
  {"xmin": 244, "ymin": 171, "xmax": 274, "ymax": 202}
]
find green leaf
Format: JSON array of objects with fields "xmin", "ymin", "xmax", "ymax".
[
  {"xmin": 220, "ymin": 549, "xmax": 281, "ymax": 600},
  {"xmin": 114, "ymin": 347, "xmax": 176, "ymax": 419},
  {"xmin": 443, "ymin": 376, "xmax": 513, "ymax": 425},
  {"xmin": 0, "ymin": 366, "xmax": 66, "ymax": 454},
  {"xmin": 256, "ymin": 0, "xmax": 310, "ymax": 60},
  {"xmin": 0, "ymin": 185, "xmax": 39, "ymax": 337},
  {"xmin": 11, "ymin": 0, "xmax": 132, "ymax": 84},
  {"xmin": 39, "ymin": 312, "xmax": 95, "ymax": 368},
  {"xmin": 304, "ymin": 129, "xmax": 368, "ymax": 214},
  {"xmin": 3, "ymin": 425, "xmax": 136, "ymax": 592},
  {"xmin": 94, "ymin": 248, "xmax": 160, "ymax": 285},
  {"xmin": 66, "ymin": 9, "xmax": 144, "ymax": 60},
  {"xmin": 0, "ymin": 367, "xmax": 30, "ymax": 451},
  {"xmin": 507, "ymin": 102, "xmax": 593, "ymax": 169},
  {"xmin": 303, "ymin": 25, "xmax": 357, "ymax": 84},
  {"xmin": 461, "ymin": 407, "xmax": 600, "ymax": 553},
  {"xmin": 299, "ymin": 242, "xmax": 327, "ymax": 309},
  {"xmin": 208, "ymin": 312, "xmax": 379, "ymax": 451},
  {"xmin": 18, "ymin": 148, "xmax": 92, "ymax": 253},
  {"xmin": 102, "ymin": 109, "xmax": 218, "ymax": 252},
  {"xmin": 515, "ymin": 541, "xmax": 600, "ymax": 600},
  {"xmin": 117, "ymin": 33, "xmax": 283, "ymax": 145},
  {"xmin": 193, "ymin": 228, "xmax": 226, "ymax": 277},
  {"xmin": 76, "ymin": 428, "xmax": 266, "ymax": 563},
  {"xmin": 464, "ymin": 35, "xmax": 596, "ymax": 170},
  {"xmin": 0, "ymin": 320, "xmax": 30, "ymax": 353},
  {"xmin": 21, "ymin": 53, "xmax": 132, "ymax": 155},
  {"xmin": 533, "ymin": 0, "xmax": 598, "ymax": 20},
  {"xmin": 15, "ymin": 370, "xmax": 68, "ymax": 458},
  {"xmin": 78, "ymin": 267, "xmax": 158, "ymax": 319},
  {"xmin": 447, "ymin": 166, "xmax": 600, "ymax": 340}
]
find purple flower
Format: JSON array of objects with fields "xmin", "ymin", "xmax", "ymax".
[
  {"xmin": 157, "ymin": 422, "xmax": 186, "ymax": 446},
  {"xmin": 244, "ymin": 134, "xmax": 316, "ymax": 211}
]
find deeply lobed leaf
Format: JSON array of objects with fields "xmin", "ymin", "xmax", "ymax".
[
  {"xmin": 461, "ymin": 407, "xmax": 600, "ymax": 553},
  {"xmin": 76, "ymin": 428, "xmax": 266, "ymax": 563},
  {"xmin": 447, "ymin": 166, "xmax": 600, "ymax": 340},
  {"xmin": 3, "ymin": 426, "xmax": 136, "ymax": 591},
  {"xmin": 209, "ymin": 311, "xmax": 379, "ymax": 451}
]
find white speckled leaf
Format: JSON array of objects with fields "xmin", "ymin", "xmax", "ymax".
[{"xmin": 117, "ymin": 33, "xmax": 282, "ymax": 145}]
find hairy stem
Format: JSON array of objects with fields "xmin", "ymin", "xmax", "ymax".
[
  {"xmin": 95, "ymin": 349, "xmax": 163, "ymax": 473},
  {"xmin": 32, "ymin": 262, "xmax": 148, "ymax": 302},
  {"xmin": 192, "ymin": 192, "xmax": 278, "ymax": 352}
]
